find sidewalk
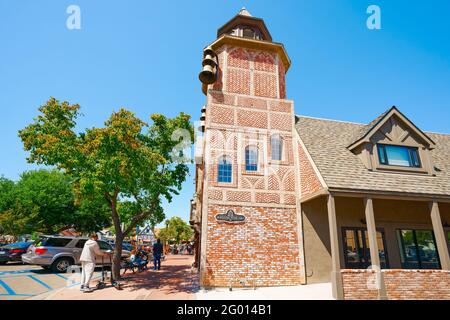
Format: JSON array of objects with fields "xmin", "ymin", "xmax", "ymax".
[
  {"xmin": 196, "ymin": 283, "xmax": 333, "ymax": 300},
  {"xmin": 31, "ymin": 254, "xmax": 198, "ymax": 300}
]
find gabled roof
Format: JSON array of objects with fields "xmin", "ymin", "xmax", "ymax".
[
  {"xmin": 347, "ymin": 106, "xmax": 436, "ymax": 150},
  {"xmin": 295, "ymin": 115, "xmax": 450, "ymax": 198}
]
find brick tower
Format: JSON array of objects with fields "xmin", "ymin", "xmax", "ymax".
[{"xmin": 192, "ymin": 8, "xmax": 305, "ymax": 287}]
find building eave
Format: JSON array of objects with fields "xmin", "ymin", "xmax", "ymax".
[{"xmin": 208, "ymin": 34, "xmax": 291, "ymax": 71}]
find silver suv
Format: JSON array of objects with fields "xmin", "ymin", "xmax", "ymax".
[{"xmin": 22, "ymin": 236, "xmax": 131, "ymax": 273}]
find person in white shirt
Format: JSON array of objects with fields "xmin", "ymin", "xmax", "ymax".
[{"xmin": 80, "ymin": 233, "xmax": 109, "ymax": 292}]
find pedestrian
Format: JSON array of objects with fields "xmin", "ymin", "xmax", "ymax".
[
  {"xmin": 80, "ymin": 233, "xmax": 110, "ymax": 292},
  {"xmin": 153, "ymin": 238, "xmax": 163, "ymax": 271}
]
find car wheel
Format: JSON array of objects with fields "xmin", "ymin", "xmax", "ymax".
[{"xmin": 51, "ymin": 258, "xmax": 73, "ymax": 273}]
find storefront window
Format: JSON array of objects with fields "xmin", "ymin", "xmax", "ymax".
[
  {"xmin": 342, "ymin": 227, "xmax": 389, "ymax": 269},
  {"xmin": 397, "ymin": 229, "xmax": 440, "ymax": 269}
]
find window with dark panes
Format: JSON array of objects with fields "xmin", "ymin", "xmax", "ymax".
[
  {"xmin": 98, "ymin": 241, "xmax": 112, "ymax": 251},
  {"xmin": 75, "ymin": 239, "xmax": 87, "ymax": 248},
  {"xmin": 245, "ymin": 146, "xmax": 258, "ymax": 171},
  {"xmin": 271, "ymin": 134, "xmax": 283, "ymax": 161},
  {"xmin": 40, "ymin": 237, "xmax": 72, "ymax": 247},
  {"xmin": 217, "ymin": 156, "xmax": 232, "ymax": 183},
  {"xmin": 397, "ymin": 229, "xmax": 440, "ymax": 269}
]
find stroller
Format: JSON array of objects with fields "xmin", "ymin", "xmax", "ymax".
[{"xmin": 96, "ymin": 250, "xmax": 122, "ymax": 290}]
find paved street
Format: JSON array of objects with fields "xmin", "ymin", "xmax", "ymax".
[
  {"xmin": 33, "ymin": 254, "xmax": 198, "ymax": 300},
  {"xmin": 0, "ymin": 262, "xmax": 102, "ymax": 300},
  {"xmin": 1, "ymin": 257, "xmax": 333, "ymax": 300}
]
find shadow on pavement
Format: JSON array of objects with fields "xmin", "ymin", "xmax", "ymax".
[{"xmin": 118, "ymin": 259, "xmax": 199, "ymax": 295}]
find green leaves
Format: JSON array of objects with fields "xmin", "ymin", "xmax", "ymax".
[
  {"xmin": 158, "ymin": 216, "xmax": 193, "ymax": 244},
  {"xmin": 0, "ymin": 170, "xmax": 111, "ymax": 235},
  {"xmin": 18, "ymin": 98, "xmax": 194, "ymax": 239}
]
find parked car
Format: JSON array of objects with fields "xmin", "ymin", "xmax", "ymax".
[
  {"xmin": 108, "ymin": 241, "xmax": 133, "ymax": 252},
  {"xmin": 0, "ymin": 241, "xmax": 34, "ymax": 265},
  {"xmin": 22, "ymin": 235, "xmax": 131, "ymax": 273}
]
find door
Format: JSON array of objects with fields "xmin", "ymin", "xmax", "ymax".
[{"xmin": 342, "ymin": 227, "xmax": 389, "ymax": 269}]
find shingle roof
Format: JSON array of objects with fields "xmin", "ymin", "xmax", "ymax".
[
  {"xmin": 348, "ymin": 106, "xmax": 435, "ymax": 149},
  {"xmin": 295, "ymin": 115, "xmax": 450, "ymax": 197}
]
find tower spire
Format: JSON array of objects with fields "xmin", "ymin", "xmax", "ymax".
[{"xmin": 238, "ymin": 7, "xmax": 252, "ymax": 17}]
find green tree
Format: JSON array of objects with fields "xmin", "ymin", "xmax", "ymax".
[
  {"xmin": 19, "ymin": 98, "xmax": 193, "ymax": 279},
  {"xmin": 0, "ymin": 177, "xmax": 15, "ymax": 213},
  {"xmin": 159, "ymin": 216, "xmax": 193, "ymax": 244},
  {"xmin": 0, "ymin": 170, "xmax": 111, "ymax": 236}
]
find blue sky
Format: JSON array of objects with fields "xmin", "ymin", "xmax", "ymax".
[{"xmin": 0, "ymin": 1, "xmax": 449, "ymax": 226}]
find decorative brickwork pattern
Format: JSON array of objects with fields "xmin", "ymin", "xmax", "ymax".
[
  {"xmin": 210, "ymin": 105, "xmax": 234, "ymax": 125},
  {"xmin": 269, "ymin": 101, "xmax": 291, "ymax": 113},
  {"xmin": 254, "ymin": 52, "xmax": 276, "ymax": 73},
  {"xmin": 228, "ymin": 48, "xmax": 250, "ymax": 69},
  {"xmin": 227, "ymin": 69, "xmax": 251, "ymax": 95},
  {"xmin": 226, "ymin": 191, "xmax": 252, "ymax": 202},
  {"xmin": 298, "ymin": 141, "xmax": 323, "ymax": 197},
  {"xmin": 237, "ymin": 109, "xmax": 268, "ymax": 128},
  {"xmin": 210, "ymin": 92, "xmax": 235, "ymax": 105},
  {"xmin": 209, "ymin": 189, "xmax": 223, "ymax": 201},
  {"xmin": 254, "ymin": 73, "xmax": 277, "ymax": 98},
  {"xmin": 270, "ymin": 113, "xmax": 292, "ymax": 132},
  {"xmin": 256, "ymin": 192, "xmax": 280, "ymax": 204},
  {"xmin": 237, "ymin": 96, "xmax": 268, "ymax": 110}
]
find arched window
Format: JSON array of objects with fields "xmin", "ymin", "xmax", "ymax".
[
  {"xmin": 271, "ymin": 134, "xmax": 283, "ymax": 161},
  {"xmin": 217, "ymin": 156, "xmax": 232, "ymax": 183},
  {"xmin": 245, "ymin": 145, "xmax": 258, "ymax": 171}
]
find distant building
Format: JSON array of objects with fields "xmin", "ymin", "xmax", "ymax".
[{"xmin": 191, "ymin": 8, "xmax": 450, "ymax": 299}]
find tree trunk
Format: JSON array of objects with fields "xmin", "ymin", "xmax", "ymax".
[
  {"xmin": 108, "ymin": 193, "xmax": 123, "ymax": 281},
  {"xmin": 112, "ymin": 233, "xmax": 123, "ymax": 280}
]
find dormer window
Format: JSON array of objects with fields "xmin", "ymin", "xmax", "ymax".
[{"xmin": 377, "ymin": 144, "xmax": 421, "ymax": 168}]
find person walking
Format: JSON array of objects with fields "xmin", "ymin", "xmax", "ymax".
[
  {"xmin": 80, "ymin": 233, "xmax": 109, "ymax": 292},
  {"xmin": 152, "ymin": 239, "xmax": 163, "ymax": 271}
]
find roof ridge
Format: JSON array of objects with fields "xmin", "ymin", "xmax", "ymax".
[
  {"xmin": 297, "ymin": 114, "xmax": 449, "ymax": 136},
  {"xmin": 296, "ymin": 114, "xmax": 365, "ymax": 125},
  {"xmin": 425, "ymin": 130, "xmax": 450, "ymax": 136}
]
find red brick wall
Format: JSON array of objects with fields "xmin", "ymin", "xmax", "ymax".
[
  {"xmin": 203, "ymin": 205, "xmax": 302, "ymax": 287},
  {"xmin": 298, "ymin": 141, "xmax": 323, "ymax": 197},
  {"xmin": 200, "ymin": 43, "xmax": 303, "ymax": 287},
  {"xmin": 219, "ymin": 46, "xmax": 282, "ymax": 99},
  {"xmin": 341, "ymin": 269, "xmax": 450, "ymax": 300},
  {"xmin": 383, "ymin": 270, "xmax": 450, "ymax": 300},
  {"xmin": 341, "ymin": 270, "xmax": 379, "ymax": 300}
]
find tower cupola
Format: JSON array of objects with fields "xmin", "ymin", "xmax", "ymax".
[{"xmin": 217, "ymin": 7, "xmax": 272, "ymax": 42}]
